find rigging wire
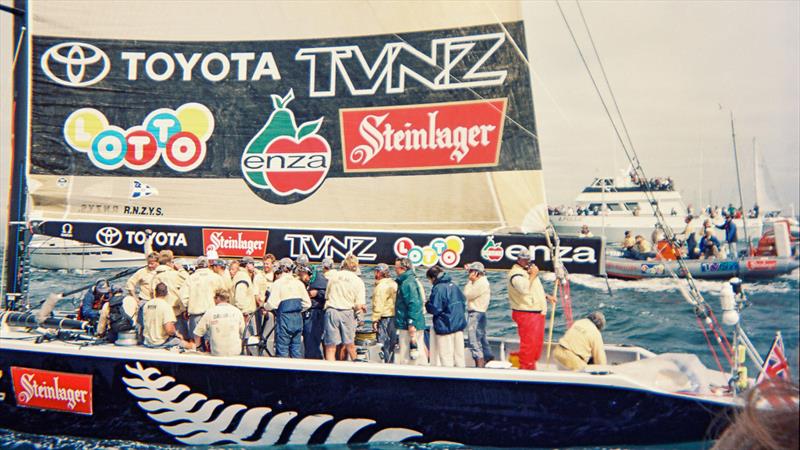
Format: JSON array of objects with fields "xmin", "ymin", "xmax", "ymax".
[{"xmin": 556, "ymin": 0, "xmax": 734, "ymax": 361}]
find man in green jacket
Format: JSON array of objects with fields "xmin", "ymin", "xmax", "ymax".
[{"xmin": 394, "ymin": 257, "xmax": 428, "ymax": 365}]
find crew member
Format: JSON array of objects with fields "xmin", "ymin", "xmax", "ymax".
[
  {"xmin": 323, "ymin": 254, "xmax": 366, "ymax": 361},
  {"xmin": 699, "ymin": 228, "xmax": 722, "ymax": 259},
  {"xmin": 232, "ymin": 256, "xmax": 259, "ymax": 354},
  {"xmin": 151, "ymin": 249, "xmax": 189, "ymax": 337},
  {"xmin": 96, "ymin": 292, "xmax": 138, "ymax": 342},
  {"xmin": 208, "ymin": 256, "xmax": 232, "ymax": 294},
  {"xmin": 126, "ymin": 251, "xmax": 160, "ymax": 301},
  {"xmin": 463, "ymin": 262, "xmax": 493, "ymax": 367},
  {"xmin": 621, "ymin": 230, "xmax": 635, "ymax": 251},
  {"xmin": 394, "ymin": 257, "xmax": 428, "ymax": 365},
  {"xmin": 266, "ymin": 258, "xmax": 311, "ymax": 358},
  {"xmin": 180, "ymin": 256, "xmax": 225, "ymax": 348},
  {"xmin": 425, "ymin": 266, "xmax": 467, "ymax": 368},
  {"xmin": 80, "ymin": 279, "xmax": 113, "ymax": 324},
  {"xmin": 142, "ymin": 282, "xmax": 184, "ymax": 349},
  {"xmin": 679, "ymin": 215, "xmax": 701, "ymax": 259},
  {"xmin": 303, "ymin": 257, "xmax": 332, "ymax": 359},
  {"xmin": 371, "ymin": 263, "xmax": 398, "ymax": 363},
  {"xmin": 716, "ymin": 214, "xmax": 739, "ymax": 258},
  {"xmin": 192, "ymin": 289, "xmax": 245, "ymax": 356},
  {"xmin": 507, "ymin": 249, "xmax": 554, "ymax": 370},
  {"xmin": 553, "ymin": 311, "xmax": 607, "ymax": 370}
]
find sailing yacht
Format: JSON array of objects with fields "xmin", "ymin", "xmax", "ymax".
[{"xmin": 0, "ymin": 0, "xmax": 767, "ymax": 446}]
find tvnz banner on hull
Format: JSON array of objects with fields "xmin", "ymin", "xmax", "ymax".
[{"xmin": 37, "ymin": 221, "xmax": 603, "ymax": 275}]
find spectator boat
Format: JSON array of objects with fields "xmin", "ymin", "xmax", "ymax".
[
  {"xmin": 550, "ymin": 173, "xmax": 763, "ymax": 245},
  {"xmin": 28, "ymin": 235, "xmax": 142, "ymax": 270}
]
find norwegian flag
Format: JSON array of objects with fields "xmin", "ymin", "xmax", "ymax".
[{"xmin": 756, "ymin": 332, "xmax": 791, "ymax": 384}]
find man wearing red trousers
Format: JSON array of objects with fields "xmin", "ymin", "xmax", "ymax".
[{"xmin": 507, "ymin": 249, "xmax": 555, "ymax": 370}]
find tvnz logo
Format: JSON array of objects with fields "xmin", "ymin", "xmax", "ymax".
[{"xmin": 241, "ymin": 89, "xmax": 331, "ymax": 204}]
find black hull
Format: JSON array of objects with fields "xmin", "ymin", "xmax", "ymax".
[{"xmin": 0, "ymin": 346, "xmax": 733, "ymax": 447}]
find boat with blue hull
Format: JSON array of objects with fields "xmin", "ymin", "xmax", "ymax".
[
  {"xmin": 0, "ymin": 335, "xmax": 735, "ymax": 447},
  {"xmin": 606, "ymin": 254, "xmax": 799, "ymax": 280}
]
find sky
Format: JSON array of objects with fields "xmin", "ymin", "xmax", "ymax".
[{"xmin": 2, "ymin": 1, "xmax": 799, "ymax": 240}]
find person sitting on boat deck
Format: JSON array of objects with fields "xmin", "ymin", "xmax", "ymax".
[
  {"xmin": 80, "ymin": 279, "xmax": 113, "ymax": 324},
  {"xmin": 126, "ymin": 251, "xmax": 160, "ymax": 302},
  {"xmin": 191, "ymin": 288, "xmax": 245, "ymax": 357},
  {"xmin": 151, "ymin": 249, "xmax": 190, "ymax": 339},
  {"xmin": 621, "ymin": 230, "xmax": 635, "ymax": 252},
  {"xmin": 96, "ymin": 292, "xmax": 138, "ymax": 342},
  {"xmin": 579, "ymin": 224, "xmax": 594, "ymax": 238},
  {"xmin": 372, "ymin": 263, "xmax": 398, "ymax": 363},
  {"xmin": 716, "ymin": 214, "xmax": 739, "ymax": 258},
  {"xmin": 507, "ymin": 249, "xmax": 555, "ymax": 370},
  {"xmin": 699, "ymin": 228, "xmax": 722, "ymax": 260},
  {"xmin": 265, "ymin": 258, "xmax": 311, "ymax": 358},
  {"xmin": 679, "ymin": 215, "xmax": 701, "ymax": 259},
  {"xmin": 394, "ymin": 257, "xmax": 429, "ymax": 366},
  {"xmin": 301, "ymin": 257, "xmax": 332, "ymax": 359},
  {"xmin": 142, "ymin": 282, "xmax": 185, "ymax": 349},
  {"xmin": 180, "ymin": 256, "xmax": 225, "ymax": 350},
  {"xmin": 464, "ymin": 262, "xmax": 494, "ymax": 368},
  {"xmin": 625, "ymin": 235, "xmax": 656, "ymax": 260},
  {"xmin": 232, "ymin": 256, "xmax": 260, "ymax": 355},
  {"xmin": 552, "ymin": 311, "xmax": 607, "ymax": 371},
  {"xmin": 425, "ymin": 266, "xmax": 467, "ymax": 368},
  {"xmin": 323, "ymin": 254, "xmax": 367, "ymax": 361}
]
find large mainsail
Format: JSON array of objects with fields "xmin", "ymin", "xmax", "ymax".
[
  {"xmin": 28, "ymin": 1, "xmax": 543, "ymax": 231},
  {"xmin": 17, "ymin": 0, "xmax": 602, "ymax": 275}
]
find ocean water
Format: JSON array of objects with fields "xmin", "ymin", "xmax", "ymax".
[{"xmin": 2, "ymin": 264, "xmax": 798, "ymax": 449}]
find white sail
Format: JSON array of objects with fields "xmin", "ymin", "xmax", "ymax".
[{"xmin": 753, "ymin": 146, "xmax": 782, "ymax": 215}]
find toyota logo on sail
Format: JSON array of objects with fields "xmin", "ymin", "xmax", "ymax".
[
  {"xmin": 41, "ymin": 42, "xmax": 110, "ymax": 87},
  {"xmin": 96, "ymin": 227, "xmax": 123, "ymax": 247}
]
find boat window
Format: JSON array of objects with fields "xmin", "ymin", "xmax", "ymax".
[
  {"xmin": 587, "ymin": 203, "xmax": 602, "ymax": 212},
  {"xmin": 606, "ymin": 203, "xmax": 624, "ymax": 211},
  {"xmin": 625, "ymin": 202, "xmax": 640, "ymax": 211}
]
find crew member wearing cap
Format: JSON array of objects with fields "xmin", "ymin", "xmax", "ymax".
[
  {"xmin": 302, "ymin": 257, "xmax": 332, "ymax": 359},
  {"xmin": 323, "ymin": 254, "xmax": 367, "ymax": 361},
  {"xmin": 507, "ymin": 249, "xmax": 555, "ymax": 370},
  {"xmin": 715, "ymin": 214, "xmax": 739, "ymax": 258},
  {"xmin": 463, "ymin": 262, "xmax": 494, "ymax": 367},
  {"xmin": 394, "ymin": 257, "xmax": 429, "ymax": 365},
  {"xmin": 552, "ymin": 311, "xmax": 607, "ymax": 370},
  {"xmin": 142, "ymin": 282, "xmax": 186, "ymax": 349},
  {"xmin": 232, "ymin": 256, "xmax": 261, "ymax": 355},
  {"xmin": 80, "ymin": 279, "xmax": 113, "ymax": 323},
  {"xmin": 180, "ymin": 256, "xmax": 225, "ymax": 349},
  {"xmin": 192, "ymin": 289, "xmax": 245, "ymax": 356},
  {"xmin": 425, "ymin": 265, "xmax": 467, "ymax": 368},
  {"xmin": 209, "ymin": 256, "xmax": 232, "ymax": 294},
  {"xmin": 266, "ymin": 258, "xmax": 311, "ymax": 358},
  {"xmin": 371, "ymin": 263, "xmax": 398, "ymax": 363}
]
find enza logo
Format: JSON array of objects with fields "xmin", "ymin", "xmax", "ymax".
[
  {"xmin": 241, "ymin": 90, "xmax": 330, "ymax": 204},
  {"xmin": 64, "ymin": 103, "xmax": 214, "ymax": 172},
  {"xmin": 96, "ymin": 227, "xmax": 123, "ymax": 247},
  {"xmin": 41, "ymin": 42, "xmax": 110, "ymax": 88}
]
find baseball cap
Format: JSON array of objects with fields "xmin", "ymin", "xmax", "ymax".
[
  {"xmin": 278, "ymin": 257, "xmax": 294, "ymax": 271},
  {"xmin": 295, "ymin": 254, "xmax": 310, "ymax": 266},
  {"xmin": 210, "ymin": 258, "xmax": 227, "ymax": 268},
  {"xmin": 517, "ymin": 248, "xmax": 531, "ymax": 260},
  {"xmin": 465, "ymin": 262, "xmax": 485, "ymax": 273},
  {"xmin": 94, "ymin": 280, "xmax": 111, "ymax": 295},
  {"xmin": 196, "ymin": 256, "xmax": 208, "ymax": 267},
  {"xmin": 375, "ymin": 263, "xmax": 390, "ymax": 274},
  {"xmin": 241, "ymin": 256, "xmax": 255, "ymax": 265},
  {"xmin": 321, "ymin": 257, "xmax": 334, "ymax": 269}
]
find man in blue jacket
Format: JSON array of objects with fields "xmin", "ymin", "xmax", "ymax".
[
  {"xmin": 716, "ymin": 214, "xmax": 739, "ymax": 258},
  {"xmin": 425, "ymin": 265, "xmax": 467, "ymax": 367}
]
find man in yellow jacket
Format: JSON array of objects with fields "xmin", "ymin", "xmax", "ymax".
[
  {"xmin": 506, "ymin": 249, "xmax": 554, "ymax": 370},
  {"xmin": 553, "ymin": 311, "xmax": 607, "ymax": 371}
]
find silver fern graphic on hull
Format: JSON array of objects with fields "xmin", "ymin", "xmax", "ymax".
[{"xmin": 122, "ymin": 362, "xmax": 424, "ymax": 446}]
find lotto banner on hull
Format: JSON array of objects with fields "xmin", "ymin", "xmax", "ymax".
[{"xmin": 36, "ymin": 221, "xmax": 604, "ymax": 274}]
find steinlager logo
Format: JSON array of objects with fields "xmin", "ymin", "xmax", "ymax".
[{"xmin": 241, "ymin": 90, "xmax": 331, "ymax": 202}]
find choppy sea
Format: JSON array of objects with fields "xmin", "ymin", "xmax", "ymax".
[{"xmin": 2, "ymin": 264, "xmax": 798, "ymax": 449}]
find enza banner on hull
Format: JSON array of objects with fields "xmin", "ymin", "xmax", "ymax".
[{"xmin": 37, "ymin": 221, "xmax": 604, "ymax": 275}]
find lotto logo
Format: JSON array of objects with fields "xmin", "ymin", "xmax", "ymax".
[
  {"xmin": 394, "ymin": 235, "xmax": 464, "ymax": 268},
  {"xmin": 63, "ymin": 103, "xmax": 214, "ymax": 172}
]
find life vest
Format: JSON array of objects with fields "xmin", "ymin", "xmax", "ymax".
[{"xmin": 108, "ymin": 295, "xmax": 134, "ymax": 334}]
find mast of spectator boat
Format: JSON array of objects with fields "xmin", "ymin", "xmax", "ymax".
[{"xmin": 728, "ymin": 113, "xmax": 750, "ymax": 253}]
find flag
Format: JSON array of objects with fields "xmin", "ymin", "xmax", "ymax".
[
  {"xmin": 756, "ymin": 332, "xmax": 791, "ymax": 384},
  {"xmin": 130, "ymin": 180, "xmax": 158, "ymax": 199}
]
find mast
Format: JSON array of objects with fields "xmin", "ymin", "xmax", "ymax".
[
  {"xmin": 1, "ymin": 0, "xmax": 29, "ymax": 309},
  {"xmin": 729, "ymin": 113, "xmax": 750, "ymax": 252}
]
